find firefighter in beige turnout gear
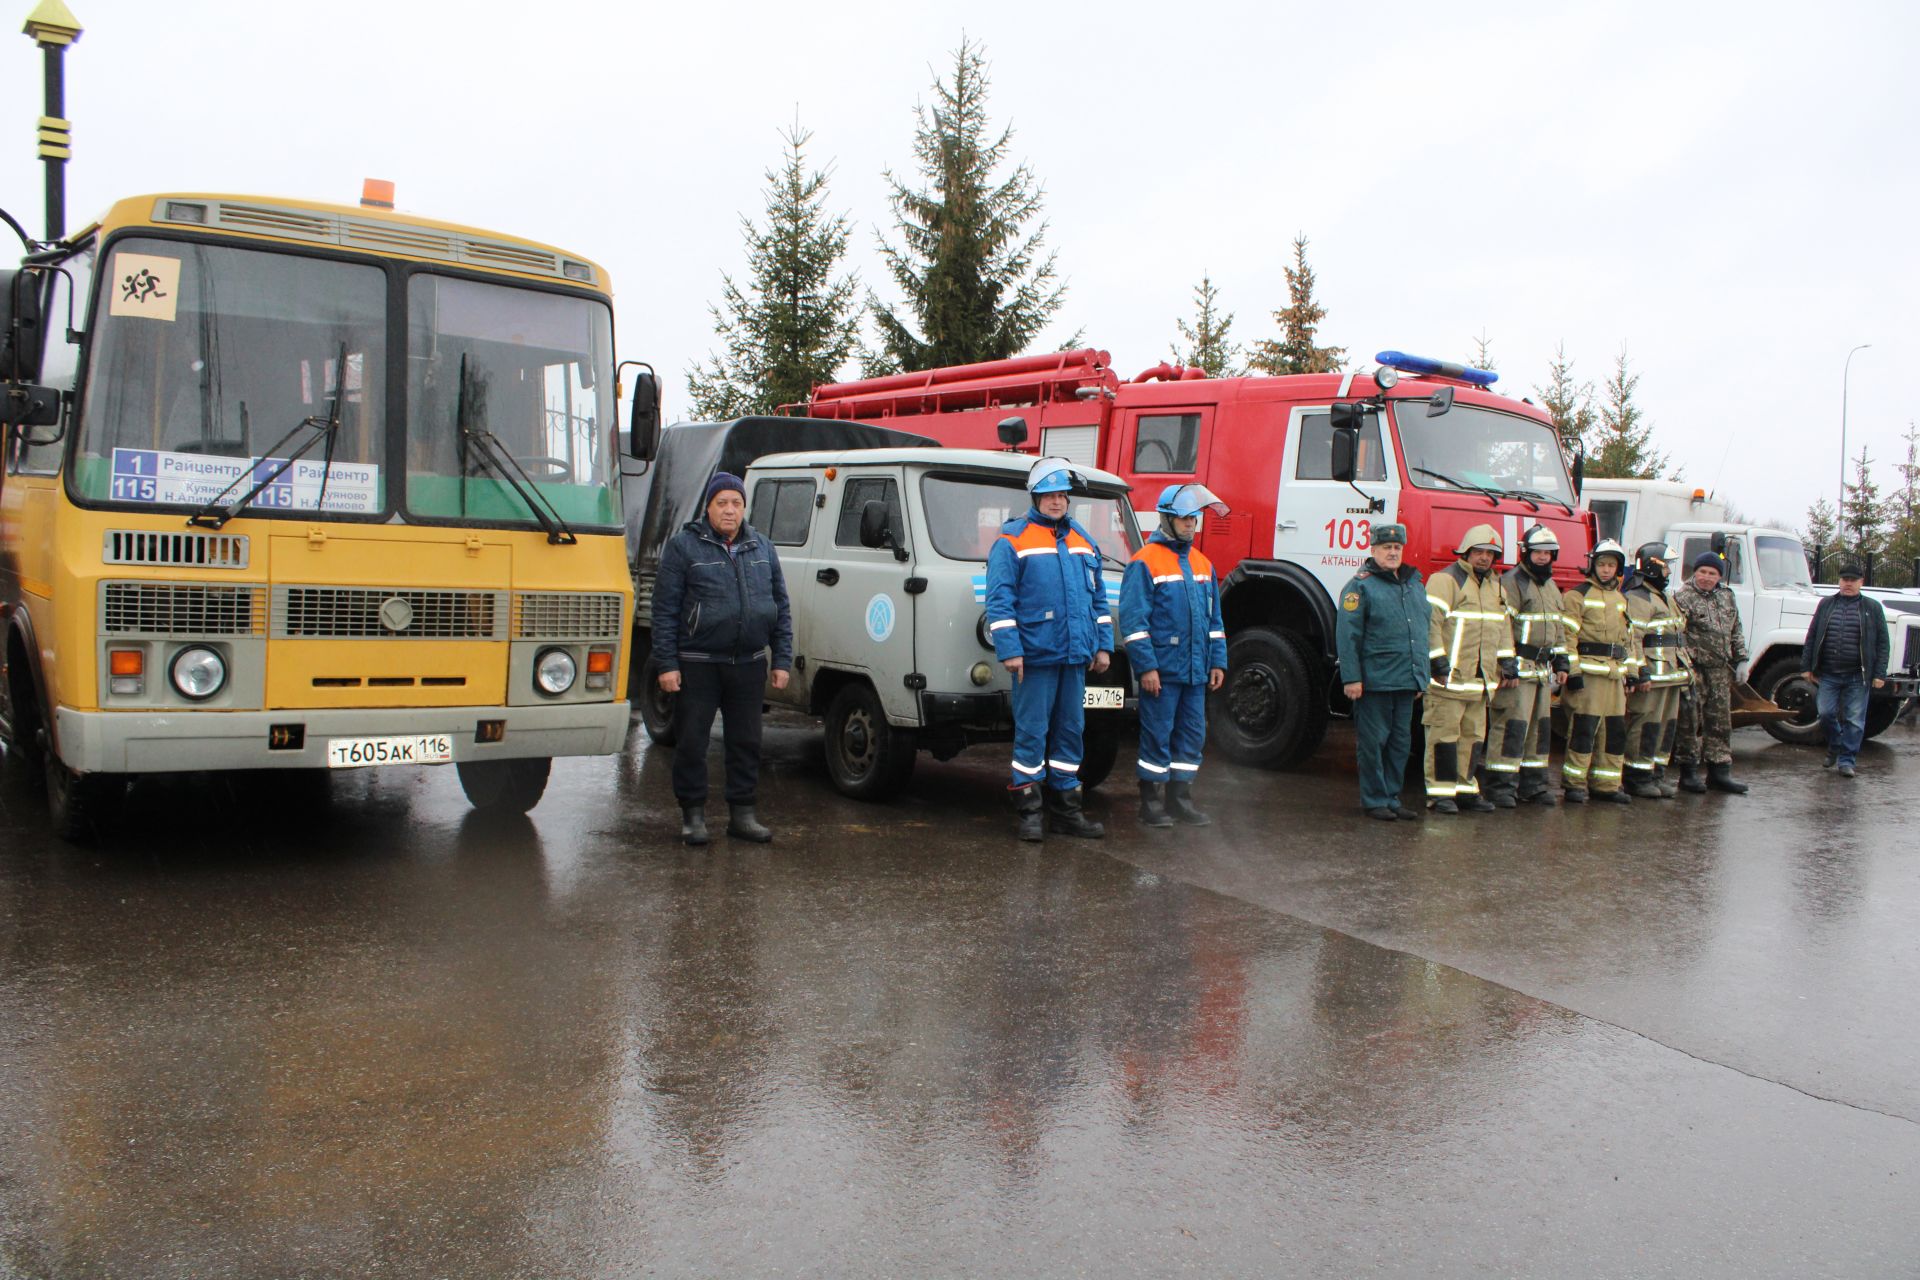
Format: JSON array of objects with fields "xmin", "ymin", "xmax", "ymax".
[
  {"xmin": 1486, "ymin": 524, "xmax": 1570, "ymax": 807},
  {"xmin": 1623, "ymin": 543, "xmax": 1692, "ymax": 799},
  {"xmin": 1559, "ymin": 539, "xmax": 1641, "ymax": 803},
  {"xmin": 1424, "ymin": 524, "xmax": 1515, "ymax": 813}
]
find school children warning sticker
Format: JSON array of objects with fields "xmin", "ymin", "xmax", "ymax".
[{"xmin": 108, "ymin": 252, "xmax": 181, "ymax": 322}]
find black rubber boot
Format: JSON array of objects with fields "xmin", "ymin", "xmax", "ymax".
[
  {"xmin": 1624, "ymin": 769, "xmax": 1663, "ymax": 799},
  {"xmin": 1484, "ymin": 778, "xmax": 1518, "ymax": 809},
  {"xmin": 1046, "ymin": 786, "xmax": 1106, "ymax": 838},
  {"xmin": 1655, "ymin": 765, "xmax": 1678, "ymax": 799},
  {"xmin": 1013, "ymin": 784, "xmax": 1045, "ymax": 842},
  {"xmin": 1598, "ymin": 788, "xmax": 1633, "ymax": 805},
  {"xmin": 1394, "ymin": 804, "xmax": 1420, "ymax": 820},
  {"xmin": 1164, "ymin": 782, "xmax": 1212, "ymax": 826},
  {"xmin": 1518, "ymin": 767, "xmax": 1557, "ymax": 806},
  {"xmin": 1562, "ymin": 788, "xmax": 1588, "ymax": 805},
  {"xmin": 1430, "ymin": 797, "xmax": 1460, "ymax": 814},
  {"xmin": 1137, "ymin": 780, "xmax": 1174, "ymax": 828},
  {"xmin": 727, "ymin": 805, "xmax": 772, "ymax": 842},
  {"xmin": 680, "ymin": 806, "xmax": 709, "ymax": 846},
  {"xmin": 1678, "ymin": 763, "xmax": 1707, "ymax": 794},
  {"xmin": 1706, "ymin": 763, "xmax": 1749, "ymax": 795}
]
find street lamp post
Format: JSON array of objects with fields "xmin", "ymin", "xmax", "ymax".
[
  {"xmin": 1839, "ymin": 343, "xmax": 1871, "ymax": 555},
  {"xmin": 21, "ymin": 0, "xmax": 83, "ymax": 243}
]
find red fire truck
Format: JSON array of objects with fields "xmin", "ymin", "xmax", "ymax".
[{"xmin": 803, "ymin": 349, "xmax": 1596, "ymax": 767}]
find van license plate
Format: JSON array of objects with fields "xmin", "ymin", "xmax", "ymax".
[
  {"xmin": 326, "ymin": 733, "xmax": 455, "ymax": 769},
  {"xmin": 1083, "ymin": 686, "xmax": 1125, "ymax": 709}
]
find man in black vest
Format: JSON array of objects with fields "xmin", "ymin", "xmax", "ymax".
[{"xmin": 1801, "ymin": 560, "xmax": 1888, "ymax": 778}]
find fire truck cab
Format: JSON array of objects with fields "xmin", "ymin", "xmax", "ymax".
[{"xmin": 806, "ymin": 349, "xmax": 1594, "ymax": 767}]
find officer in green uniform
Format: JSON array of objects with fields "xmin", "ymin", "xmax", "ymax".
[{"xmin": 1334, "ymin": 523, "xmax": 1428, "ymax": 820}]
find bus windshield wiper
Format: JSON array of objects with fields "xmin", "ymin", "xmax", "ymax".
[
  {"xmin": 456, "ymin": 354, "xmax": 576, "ymax": 546},
  {"xmin": 1411, "ymin": 466, "xmax": 1504, "ymax": 507},
  {"xmin": 186, "ymin": 343, "xmax": 346, "ymax": 529},
  {"xmin": 1506, "ymin": 487, "xmax": 1574, "ymax": 515}
]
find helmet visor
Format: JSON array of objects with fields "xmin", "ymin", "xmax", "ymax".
[
  {"xmin": 1028, "ymin": 457, "xmax": 1081, "ymax": 495},
  {"xmin": 1160, "ymin": 483, "xmax": 1229, "ymax": 518}
]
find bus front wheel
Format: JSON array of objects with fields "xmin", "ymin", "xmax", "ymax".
[{"xmin": 457, "ymin": 757, "xmax": 552, "ymax": 813}]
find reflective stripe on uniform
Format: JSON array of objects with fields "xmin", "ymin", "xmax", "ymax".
[
  {"xmin": 1170, "ymin": 762, "xmax": 1200, "ymax": 773},
  {"xmin": 1486, "ymin": 761, "xmax": 1521, "ymax": 773},
  {"xmin": 1049, "ymin": 759, "xmax": 1080, "ymax": 773},
  {"xmin": 989, "ymin": 618, "xmax": 1018, "ymax": 631},
  {"xmin": 1138, "ymin": 760, "xmax": 1169, "ymax": 774},
  {"xmin": 1123, "ymin": 630, "xmax": 1150, "ymax": 643},
  {"xmin": 1016, "ymin": 546, "xmax": 1057, "ymax": 558},
  {"xmin": 1012, "ymin": 758, "xmax": 1045, "ymax": 775}
]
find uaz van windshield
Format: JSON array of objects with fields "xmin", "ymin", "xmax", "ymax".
[{"xmin": 921, "ymin": 473, "xmax": 1140, "ymax": 566}]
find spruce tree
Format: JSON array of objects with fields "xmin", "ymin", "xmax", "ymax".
[
  {"xmin": 686, "ymin": 124, "xmax": 863, "ymax": 420},
  {"xmin": 1468, "ymin": 330, "xmax": 1495, "ymax": 371},
  {"xmin": 1885, "ymin": 421, "xmax": 1920, "ymax": 586},
  {"xmin": 1840, "ymin": 445, "xmax": 1887, "ymax": 569},
  {"xmin": 1247, "ymin": 235, "xmax": 1345, "ymax": 376},
  {"xmin": 1803, "ymin": 498, "xmax": 1839, "ymax": 583},
  {"xmin": 1586, "ymin": 347, "xmax": 1668, "ymax": 479},
  {"xmin": 1171, "ymin": 273, "xmax": 1242, "ymax": 377},
  {"xmin": 1533, "ymin": 342, "xmax": 1596, "ymax": 464},
  {"xmin": 869, "ymin": 37, "xmax": 1066, "ymax": 373}
]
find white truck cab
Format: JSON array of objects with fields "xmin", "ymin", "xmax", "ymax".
[{"xmin": 1584, "ymin": 479, "xmax": 1918, "ymax": 744}]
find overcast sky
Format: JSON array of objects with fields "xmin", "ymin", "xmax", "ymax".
[{"xmin": 4, "ymin": 0, "xmax": 1912, "ymax": 530}]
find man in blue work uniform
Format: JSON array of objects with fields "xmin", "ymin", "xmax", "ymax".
[
  {"xmin": 985, "ymin": 457, "xmax": 1114, "ymax": 841},
  {"xmin": 1120, "ymin": 484, "xmax": 1229, "ymax": 828},
  {"xmin": 1334, "ymin": 522, "xmax": 1428, "ymax": 820}
]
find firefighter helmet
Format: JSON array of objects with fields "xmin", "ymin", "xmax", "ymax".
[
  {"xmin": 1635, "ymin": 541, "xmax": 1676, "ymax": 577},
  {"xmin": 1026, "ymin": 456, "xmax": 1082, "ymax": 495},
  {"xmin": 1155, "ymin": 483, "xmax": 1229, "ymax": 519},
  {"xmin": 1588, "ymin": 538, "xmax": 1628, "ymax": 575},
  {"xmin": 1518, "ymin": 523, "xmax": 1560, "ymax": 561},
  {"xmin": 1455, "ymin": 523, "xmax": 1503, "ymax": 557}
]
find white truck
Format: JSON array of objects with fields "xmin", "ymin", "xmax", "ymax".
[
  {"xmin": 1583, "ymin": 479, "xmax": 1919, "ymax": 744},
  {"xmin": 625, "ymin": 418, "xmax": 1142, "ymax": 798}
]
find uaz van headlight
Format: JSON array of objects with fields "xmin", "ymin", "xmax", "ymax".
[
  {"xmin": 170, "ymin": 646, "xmax": 227, "ymax": 701},
  {"xmin": 535, "ymin": 647, "xmax": 578, "ymax": 695}
]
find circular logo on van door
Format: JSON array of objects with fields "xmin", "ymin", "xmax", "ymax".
[{"xmin": 865, "ymin": 593, "xmax": 897, "ymax": 643}]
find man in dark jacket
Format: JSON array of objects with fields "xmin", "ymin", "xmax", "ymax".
[
  {"xmin": 652, "ymin": 473, "xmax": 794, "ymax": 844},
  {"xmin": 1334, "ymin": 523, "xmax": 1427, "ymax": 820},
  {"xmin": 1800, "ymin": 560, "xmax": 1888, "ymax": 777}
]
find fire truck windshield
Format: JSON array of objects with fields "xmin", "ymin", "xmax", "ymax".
[
  {"xmin": 921, "ymin": 472, "xmax": 1140, "ymax": 566},
  {"xmin": 1394, "ymin": 402, "xmax": 1573, "ymax": 504}
]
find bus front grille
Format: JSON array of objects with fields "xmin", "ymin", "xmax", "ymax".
[
  {"xmin": 103, "ymin": 530, "xmax": 250, "ymax": 569},
  {"xmin": 102, "ymin": 582, "xmax": 266, "ymax": 636},
  {"xmin": 271, "ymin": 587, "xmax": 507, "ymax": 640},
  {"xmin": 512, "ymin": 592, "xmax": 624, "ymax": 641}
]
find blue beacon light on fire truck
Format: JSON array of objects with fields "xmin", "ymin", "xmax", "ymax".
[{"xmin": 1375, "ymin": 350, "xmax": 1499, "ymax": 387}]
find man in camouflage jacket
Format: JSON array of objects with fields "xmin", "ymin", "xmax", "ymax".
[{"xmin": 1672, "ymin": 552, "xmax": 1749, "ymax": 795}]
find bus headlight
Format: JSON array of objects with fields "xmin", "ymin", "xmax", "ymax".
[
  {"xmin": 534, "ymin": 647, "xmax": 578, "ymax": 695},
  {"xmin": 170, "ymin": 646, "xmax": 227, "ymax": 701}
]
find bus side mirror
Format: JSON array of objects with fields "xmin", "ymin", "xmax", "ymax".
[
  {"xmin": 1, "ymin": 383, "xmax": 62, "ymax": 429},
  {"xmin": 997, "ymin": 415, "xmax": 1029, "ymax": 447},
  {"xmin": 1426, "ymin": 386, "xmax": 1454, "ymax": 418},
  {"xmin": 627, "ymin": 369, "xmax": 661, "ymax": 461},
  {"xmin": 0, "ymin": 270, "xmax": 44, "ymax": 383},
  {"xmin": 1329, "ymin": 401, "xmax": 1365, "ymax": 482}
]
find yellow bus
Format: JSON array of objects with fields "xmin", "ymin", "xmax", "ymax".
[{"xmin": 0, "ymin": 192, "xmax": 649, "ymax": 836}]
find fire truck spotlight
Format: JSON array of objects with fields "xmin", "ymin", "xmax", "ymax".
[{"xmin": 1374, "ymin": 365, "xmax": 1400, "ymax": 389}]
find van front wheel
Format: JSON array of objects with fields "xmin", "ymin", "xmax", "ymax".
[{"xmin": 824, "ymin": 682, "xmax": 916, "ymax": 800}]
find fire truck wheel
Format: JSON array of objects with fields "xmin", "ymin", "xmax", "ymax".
[
  {"xmin": 1754, "ymin": 657, "xmax": 1822, "ymax": 747},
  {"xmin": 457, "ymin": 757, "xmax": 552, "ymax": 813},
  {"xmin": 1079, "ymin": 714, "xmax": 1120, "ymax": 789},
  {"xmin": 824, "ymin": 681, "xmax": 916, "ymax": 800},
  {"xmin": 1212, "ymin": 627, "xmax": 1327, "ymax": 767},
  {"xmin": 635, "ymin": 649, "xmax": 679, "ymax": 747},
  {"xmin": 1863, "ymin": 697, "xmax": 1903, "ymax": 740}
]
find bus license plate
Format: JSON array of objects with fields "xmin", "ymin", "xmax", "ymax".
[
  {"xmin": 1083, "ymin": 686, "xmax": 1125, "ymax": 710},
  {"xmin": 326, "ymin": 733, "xmax": 455, "ymax": 769}
]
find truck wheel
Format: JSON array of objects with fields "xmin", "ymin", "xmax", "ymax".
[
  {"xmin": 457, "ymin": 757, "xmax": 552, "ymax": 813},
  {"xmin": 1079, "ymin": 714, "xmax": 1121, "ymax": 789},
  {"xmin": 635, "ymin": 651, "xmax": 678, "ymax": 747},
  {"xmin": 1754, "ymin": 657, "xmax": 1822, "ymax": 746},
  {"xmin": 40, "ymin": 728, "xmax": 123, "ymax": 843},
  {"xmin": 824, "ymin": 682, "xmax": 916, "ymax": 800},
  {"xmin": 1863, "ymin": 697, "xmax": 1904, "ymax": 740},
  {"xmin": 1212, "ymin": 627, "xmax": 1327, "ymax": 766}
]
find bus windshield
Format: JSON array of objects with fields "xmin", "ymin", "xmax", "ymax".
[
  {"xmin": 406, "ymin": 275, "xmax": 618, "ymax": 530},
  {"xmin": 1395, "ymin": 402, "xmax": 1573, "ymax": 504},
  {"xmin": 921, "ymin": 473, "xmax": 1141, "ymax": 567},
  {"xmin": 74, "ymin": 238, "xmax": 389, "ymax": 515}
]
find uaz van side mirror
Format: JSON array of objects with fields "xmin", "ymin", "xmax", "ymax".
[{"xmin": 859, "ymin": 499, "xmax": 909, "ymax": 562}]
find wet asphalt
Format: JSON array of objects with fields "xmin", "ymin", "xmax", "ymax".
[{"xmin": 1, "ymin": 711, "xmax": 1917, "ymax": 1279}]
